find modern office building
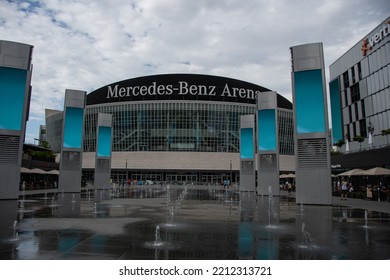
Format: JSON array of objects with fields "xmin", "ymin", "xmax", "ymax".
[
  {"xmin": 45, "ymin": 109, "xmax": 63, "ymax": 153},
  {"xmin": 329, "ymin": 17, "xmax": 390, "ymax": 151},
  {"xmin": 329, "ymin": 17, "xmax": 390, "ymax": 176},
  {"xmin": 46, "ymin": 73, "xmax": 295, "ymax": 184},
  {"xmin": 38, "ymin": 125, "xmax": 47, "ymax": 146}
]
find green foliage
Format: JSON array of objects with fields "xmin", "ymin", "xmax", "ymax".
[
  {"xmin": 40, "ymin": 141, "xmax": 50, "ymax": 149},
  {"xmin": 381, "ymin": 128, "xmax": 390, "ymax": 136},
  {"xmin": 331, "ymin": 150, "xmax": 342, "ymax": 156},
  {"xmin": 334, "ymin": 139, "xmax": 345, "ymax": 147},
  {"xmin": 353, "ymin": 135, "xmax": 365, "ymax": 143},
  {"xmin": 382, "ymin": 128, "xmax": 390, "ymax": 146},
  {"xmin": 25, "ymin": 149, "xmax": 55, "ymax": 161},
  {"xmin": 353, "ymin": 135, "xmax": 365, "ymax": 150}
]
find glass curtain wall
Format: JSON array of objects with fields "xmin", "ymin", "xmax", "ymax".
[
  {"xmin": 84, "ymin": 102, "xmax": 252, "ymax": 153},
  {"xmin": 84, "ymin": 101, "xmax": 294, "ymax": 155}
]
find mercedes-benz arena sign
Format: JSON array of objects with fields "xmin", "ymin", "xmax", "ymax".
[{"xmin": 86, "ymin": 73, "xmax": 272, "ymax": 105}]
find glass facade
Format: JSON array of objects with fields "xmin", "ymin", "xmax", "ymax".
[
  {"xmin": 329, "ymin": 79, "xmax": 343, "ymax": 143},
  {"xmin": 329, "ymin": 17, "xmax": 390, "ymax": 150},
  {"xmin": 45, "ymin": 110, "xmax": 63, "ymax": 153},
  {"xmin": 83, "ymin": 101, "xmax": 294, "ymax": 155},
  {"xmin": 278, "ymin": 109, "xmax": 294, "ymax": 155}
]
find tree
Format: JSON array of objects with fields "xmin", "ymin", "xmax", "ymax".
[
  {"xmin": 381, "ymin": 128, "xmax": 390, "ymax": 146},
  {"xmin": 334, "ymin": 139, "xmax": 345, "ymax": 148},
  {"xmin": 333, "ymin": 139, "xmax": 345, "ymax": 153},
  {"xmin": 353, "ymin": 135, "xmax": 365, "ymax": 151},
  {"xmin": 40, "ymin": 141, "xmax": 51, "ymax": 149}
]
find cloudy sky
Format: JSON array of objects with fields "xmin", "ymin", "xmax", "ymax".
[{"xmin": 1, "ymin": 0, "xmax": 389, "ymax": 144}]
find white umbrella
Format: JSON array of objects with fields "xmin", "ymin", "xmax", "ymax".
[
  {"xmin": 357, "ymin": 167, "xmax": 390, "ymax": 176},
  {"xmin": 20, "ymin": 167, "xmax": 31, "ymax": 173},
  {"xmin": 337, "ymin": 168, "xmax": 365, "ymax": 177},
  {"xmin": 29, "ymin": 168, "xmax": 47, "ymax": 174},
  {"xmin": 279, "ymin": 173, "xmax": 295, "ymax": 178}
]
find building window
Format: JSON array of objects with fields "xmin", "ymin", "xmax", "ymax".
[
  {"xmin": 343, "ymin": 71, "xmax": 350, "ymax": 88},
  {"xmin": 361, "ymin": 99, "xmax": 366, "ymax": 118},
  {"xmin": 348, "ymin": 106, "xmax": 352, "ymax": 123},
  {"xmin": 359, "ymin": 119, "xmax": 367, "ymax": 138},
  {"xmin": 352, "ymin": 66, "xmax": 356, "ymax": 84},
  {"xmin": 351, "ymin": 83, "xmax": 360, "ymax": 103},
  {"xmin": 343, "ymin": 90, "xmax": 348, "ymax": 107},
  {"xmin": 355, "ymin": 103, "xmax": 359, "ymax": 120},
  {"xmin": 345, "ymin": 126, "xmax": 351, "ymax": 142},
  {"xmin": 357, "ymin": 62, "xmax": 362, "ymax": 80},
  {"xmin": 277, "ymin": 110, "xmax": 294, "ymax": 155}
]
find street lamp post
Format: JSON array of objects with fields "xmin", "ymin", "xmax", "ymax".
[
  {"xmin": 125, "ymin": 158, "xmax": 128, "ymax": 183},
  {"xmin": 230, "ymin": 160, "xmax": 232, "ymax": 187}
]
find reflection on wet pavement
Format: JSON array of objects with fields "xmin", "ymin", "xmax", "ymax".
[{"xmin": 1, "ymin": 185, "xmax": 389, "ymax": 260}]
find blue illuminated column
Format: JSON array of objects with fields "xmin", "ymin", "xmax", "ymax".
[
  {"xmin": 94, "ymin": 113, "xmax": 113, "ymax": 190},
  {"xmin": 0, "ymin": 40, "xmax": 33, "ymax": 199},
  {"xmin": 59, "ymin": 89, "xmax": 86, "ymax": 193},
  {"xmin": 290, "ymin": 42, "xmax": 331, "ymax": 205},
  {"xmin": 239, "ymin": 115, "xmax": 255, "ymax": 192},
  {"xmin": 257, "ymin": 91, "xmax": 279, "ymax": 196},
  {"xmin": 329, "ymin": 78, "xmax": 343, "ymax": 144}
]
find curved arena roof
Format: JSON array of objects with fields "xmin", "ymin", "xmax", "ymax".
[{"xmin": 86, "ymin": 73, "xmax": 292, "ymax": 109}]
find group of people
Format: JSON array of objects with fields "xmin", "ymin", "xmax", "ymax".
[
  {"xmin": 280, "ymin": 182, "xmax": 295, "ymax": 194},
  {"xmin": 335, "ymin": 178, "xmax": 389, "ymax": 201}
]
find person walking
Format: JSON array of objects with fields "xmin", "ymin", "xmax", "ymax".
[{"xmin": 341, "ymin": 178, "xmax": 348, "ymax": 200}]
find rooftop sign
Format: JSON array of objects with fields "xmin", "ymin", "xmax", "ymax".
[
  {"xmin": 361, "ymin": 19, "xmax": 390, "ymax": 56},
  {"xmin": 86, "ymin": 74, "xmax": 271, "ymax": 105}
]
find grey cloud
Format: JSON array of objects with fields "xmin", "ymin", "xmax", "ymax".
[{"xmin": 0, "ymin": 0, "xmax": 389, "ymax": 143}]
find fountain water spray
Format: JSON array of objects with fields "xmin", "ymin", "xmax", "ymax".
[
  {"xmin": 300, "ymin": 222, "xmax": 317, "ymax": 249},
  {"xmin": 9, "ymin": 220, "xmax": 19, "ymax": 242},
  {"xmin": 153, "ymin": 225, "xmax": 163, "ymax": 246},
  {"xmin": 364, "ymin": 210, "xmax": 369, "ymax": 228}
]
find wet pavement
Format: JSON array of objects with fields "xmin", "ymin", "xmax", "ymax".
[{"xmin": 1, "ymin": 185, "xmax": 390, "ymax": 260}]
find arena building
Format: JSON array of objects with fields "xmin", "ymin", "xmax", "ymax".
[{"xmin": 46, "ymin": 73, "xmax": 295, "ymax": 185}]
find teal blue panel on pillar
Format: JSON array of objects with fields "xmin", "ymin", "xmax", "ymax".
[
  {"xmin": 0, "ymin": 67, "xmax": 27, "ymax": 130},
  {"xmin": 97, "ymin": 126, "xmax": 112, "ymax": 157},
  {"xmin": 240, "ymin": 128, "xmax": 254, "ymax": 159},
  {"xmin": 330, "ymin": 79, "xmax": 343, "ymax": 143},
  {"xmin": 294, "ymin": 69, "xmax": 326, "ymax": 133},
  {"xmin": 258, "ymin": 109, "xmax": 277, "ymax": 151},
  {"xmin": 63, "ymin": 107, "xmax": 83, "ymax": 149}
]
